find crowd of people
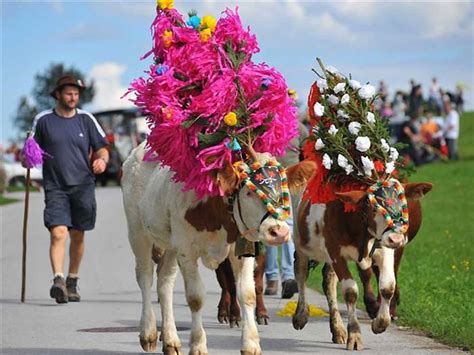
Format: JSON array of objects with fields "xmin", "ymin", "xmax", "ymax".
[{"xmin": 374, "ymin": 78, "xmax": 462, "ymax": 165}]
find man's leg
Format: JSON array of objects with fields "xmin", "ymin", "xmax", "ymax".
[
  {"xmin": 66, "ymin": 229, "xmax": 85, "ymax": 302},
  {"xmin": 50, "ymin": 226, "xmax": 68, "ymax": 276},
  {"xmin": 49, "ymin": 225, "xmax": 69, "ymax": 303},
  {"xmin": 69, "ymin": 229, "xmax": 85, "ymax": 275},
  {"xmin": 264, "ymin": 246, "xmax": 279, "ymax": 295},
  {"xmin": 280, "ymin": 215, "xmax": 298, "ymax": 299}
]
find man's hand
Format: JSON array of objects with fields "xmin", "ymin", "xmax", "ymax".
[{"xmin": 92, "ymin": 158, "xmax": 107, "ymax": 174}]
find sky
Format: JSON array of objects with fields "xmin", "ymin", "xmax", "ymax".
[{"xmin": 2, "ymin": 0, "xmax": 473, "ymax": 142}]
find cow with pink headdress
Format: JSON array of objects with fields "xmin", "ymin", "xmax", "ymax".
[{"xmin": 121, "ymin": 2, "xmax": 315, "ymax": 353}]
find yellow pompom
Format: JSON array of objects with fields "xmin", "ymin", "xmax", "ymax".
[
  {"xmin": 199, "ymin": 28, "xmax": 212, "ymax": 43},
  {"xmin": 201, "ymin": 15, "xmax": 217, "ymax": 32},
  {"xmin": 157, "ymin": 0, "xmax": 174, "ymax": 10},
  {"xmin": 163, "ymin": 30, "xmax": 173, "ymax": 48},
  {"xmin": 288, "ymin": 88, "xmax": 296, "ymax": 96},
  {"xmin": 224, "ymin": 112, "xmax": 238, "ymax": 126},
  {"xmin": 276, "ymin": 301, "xmax": 329, "ymax": 317}
]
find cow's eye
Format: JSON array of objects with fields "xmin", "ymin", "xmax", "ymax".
[{"xmin": 247, "ymin": 191, "xmax": 252, "ymax": 197}]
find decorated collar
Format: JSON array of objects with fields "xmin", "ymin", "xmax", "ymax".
[
  {"xmin": 367, "ymin": 178, "xmax": 409, "ymax": 234},
  {"xmin": 235, "ymin": 159, "xmax": 291, "ymax": 221}
]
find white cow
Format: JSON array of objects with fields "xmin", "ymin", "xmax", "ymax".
[{"xmin": 121, "ymin": 143, "xmax": 315, "ymax": 354}]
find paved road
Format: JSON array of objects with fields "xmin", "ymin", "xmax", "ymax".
[{"xmin": 1, "ymin": 187, "xmax": 465, "ymax": 354}]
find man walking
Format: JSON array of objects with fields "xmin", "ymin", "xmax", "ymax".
[
  {"xmin": 23, "ymin": 75, "xmax": 109, "ymax": 304},
  {"xmin": 443, "ymin": 99, "xmax": 460, "ymax": 160}
]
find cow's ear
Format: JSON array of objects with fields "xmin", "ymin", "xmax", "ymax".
[
  {"xmin": 404, "ymin": 182, "xmax": 433, "ymax": 200},
  {"xmin": 286, "ymin": 160, "xmax": 317, "ymax": 194},
  {"xmin": 335, "ymin": 190, "xmax": 367, "ymax": 205},
  {"xmin": 216, "ymin": 161, "xmax": 241, "ymax": 195}
]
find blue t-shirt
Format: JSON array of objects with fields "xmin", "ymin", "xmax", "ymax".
[{"xmin": 32, "ymin": 109, "xmax": 108, "ymax": 190}]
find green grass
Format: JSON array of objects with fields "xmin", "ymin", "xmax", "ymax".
[
  {"xmin": 307, "ymin": 111, "xmax": 474, "ymax": 351},
  {"xmin": 0, "ymin": 195, "xmax": 18, "ymax": 205}
]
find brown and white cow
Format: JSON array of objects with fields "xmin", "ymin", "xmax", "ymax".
[
  {"xmin": 292, "ymin": 182, "xmax": 432, "ymax": 350},
  {"xmin": 121, "ymin": 142, "xmax": 315, "ymax": 354}
]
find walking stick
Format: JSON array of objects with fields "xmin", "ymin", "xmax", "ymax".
[{"xmin": 21, "ymin": 166, "xmax": 31, "ymax": 303}]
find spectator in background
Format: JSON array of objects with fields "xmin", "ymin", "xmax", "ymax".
[
  {"xmin": 455, "ymin": 84, "xmax": 465, "ymax": 113},
  {"xmin": 409, "ymin": 84, "xmax": 424, "ymax": 119},
  {"xmin": 429, "ymin": 77, "xmax": 443, "ymax": 113},
  {"xmin": 392, "ymin": 91, "xmax": 408, "ymax": 119},
  {"xmin": 420, "ymin": 109, "xmax": 440, "ymax": 146},
  {"xmin": 399, "ymin": 111, "xmax": 423, "ymax": 165},
  {"xmin": 265, "ymin": 121, "xmax": 308, "ymax": 299},
  {"xmin": 443, "ymin": 99, "xmax": 460, "ymax": 160}
]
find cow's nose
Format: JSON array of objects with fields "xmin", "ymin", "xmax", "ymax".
[
  {"xmin": 387, "ymin": 233, "xmax": 404, "ymax": 248},
  {"xmin": 269, "ymin": 224, "xmax": 290, "ymax": 239}
]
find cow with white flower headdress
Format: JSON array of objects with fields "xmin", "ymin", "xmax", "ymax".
[{"xmin": 291, "ymin": 59, "xmax": 433, "ymax": 350}]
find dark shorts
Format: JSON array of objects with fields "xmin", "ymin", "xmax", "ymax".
[{"xmin": 44, "ymin": 183, "xmax": 97, "ymax": 231}]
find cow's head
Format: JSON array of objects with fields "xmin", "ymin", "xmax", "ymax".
[
  {"xmin": 336, "ymin": 180, "xmax": 433, "ymax": 249},
  {"xmin": 217, "ymin": 154, "xmax": 316, "ymax": 246}
]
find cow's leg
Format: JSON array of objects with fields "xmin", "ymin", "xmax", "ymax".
[
  {"xmin": 131, "ymin": 235, "xmax": 158, "ymax": 352},
  {"xmin": 177, "ymin": 254, "xmax": 208, "ymax": 355},
  {"xmin": 391, "ymin": 246, "xmax": 405, "ymax": 320},
  {"xmin": 232, "ymin": 255, "xmax": 261, "ymax": 355},
  {"xmin": 157, "ymin": 250, "xmax": 182, "ymax": 355},
  {"xmin": 254, "ymin": 254, "xmax": 268, "ymax": 325},
  {"xmin": 332, "ymin": 260, "xmax": 363, "ymax": 350},
  {"xmin": 357, "ymin": 265, "xmax": 379, "ymax": 319},
  {"xmin": 371, "ymin": 248, "xmax": 395, "ymax": 334},
  {"xmin": 216, "ymin": 258, "xmax": 241, "ymax": 327},
  {"xmin": 322, "ymin": 263, "xmax": 347, "ymax": 345},
  {"xmin": 292, "ymin": 249, "xmax": 310, "ymax": 330},
  {"xmin": 216, "ymin": 259, "xmax": 231, "ymax": 324}
]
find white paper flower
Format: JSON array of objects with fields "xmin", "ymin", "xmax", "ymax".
[
  {"xmin": 337, "ymin": 154, "xmax": 349, "ymax": 168},
  {"xmin": 344, "ymin": 164, "xmax": 354, "ymax": 175},
  {"xmin": 389, "ymin": 147, "xmax": 399, "ymax": 161},
  {"xmin": 341, "ymin": 93, "xmax": 350, "ymax": 105},
  {"xmin": 355, "ymin": 136, "xmax": 371, "ymax": 152},
  {"xmin": 314, "ymin": 138, "xmax": 325, "ymax": 150},
  {"xmin": 349, "ymin": 79, "xmax": 361, "ymax": 90},
  {"xmin": 327, "ymin": 94, "xmax": 339, "ymax": 105},
  {"xmin": 385, "ymin": 161, "xmax": 395, "ymax": 174},
  {"xmin": 334, "ymin": 82, "xmax": 346, "ymax": 94},
  {"xmin": 314, "ymin": 102, "xmax": 325, "ymax": 117},
  {"xmin": 380, "ymin": 138, "xmax": 390, "ymax": 152},
  {"xmin": 328, "ymin": 124, "xmax": 339, "ymax": 136},
  {"xmin": 322, "ymin": 154, "xmax": 333, "ymax": 170},
  {"xmin": 326, "ymin": 65, "xmax": 339, "ymax": 74},
  {"xmin": 366, "ymin": 112, "xmax": 376, "ymax": 124},
  {"xmin": 361, "ymin": 156, "xmax": 374, "ymax": 176},
  {"xmin": 358, "ymin": 84, "xmax": 376, "ymax": 100},
  {"xmin": 337, "ymin": 110, "xmax": 349, "ymax": 119},
  {"xmin": 348, "ymin": 121, "xmax": 361, "ymax": 135},
  {"xmin": 317, "ymin": 79, "xmax": 328, "ymax": 92}
]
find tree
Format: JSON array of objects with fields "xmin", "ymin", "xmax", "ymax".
[{"xmin": 13, "ymin": 63, "xmax": 95, "ymax": 137}]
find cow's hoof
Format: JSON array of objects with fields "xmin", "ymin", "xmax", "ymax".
[
  {"xmin": 256, "ymin": 314, "xmax": 269, "ymax": 325},
  {"xmin": 346, "ymin": 332, "xmax": 363, "ymax": 351},
  {"xmin": 163, "ymin": 346, "xmax": 182, "ymax": 355},
  {"xmin": 371, "ymin": 316, "xmax": 390, "ymax": 334},
  {"xmin": 332, "ymin": 330, "xmax": 347, "ymax": 345},
  {"xmin": 241, "ymin": 350, "xmax": 262, "ymax": 355},
  {"xmin": 189, "ymin": 349, "xmax": 207, "ymax": 355},
  {"xmin": 364, "ymin": 298, "xmax": 380, "ymax": 319},
  {"xmin": 292, "ymin": 313, "xmax": 308, "ymax": 330},
  {"xmin": 229, "ymin": 318, "xmax": 241, "ymax": 328},
  {"xmin": 139, "ymin": 330, "xmax": 158, "ymax": 352},
  {"xmin": 218, "ymin": 315, "xmax": 228, "ymax": 324}
]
